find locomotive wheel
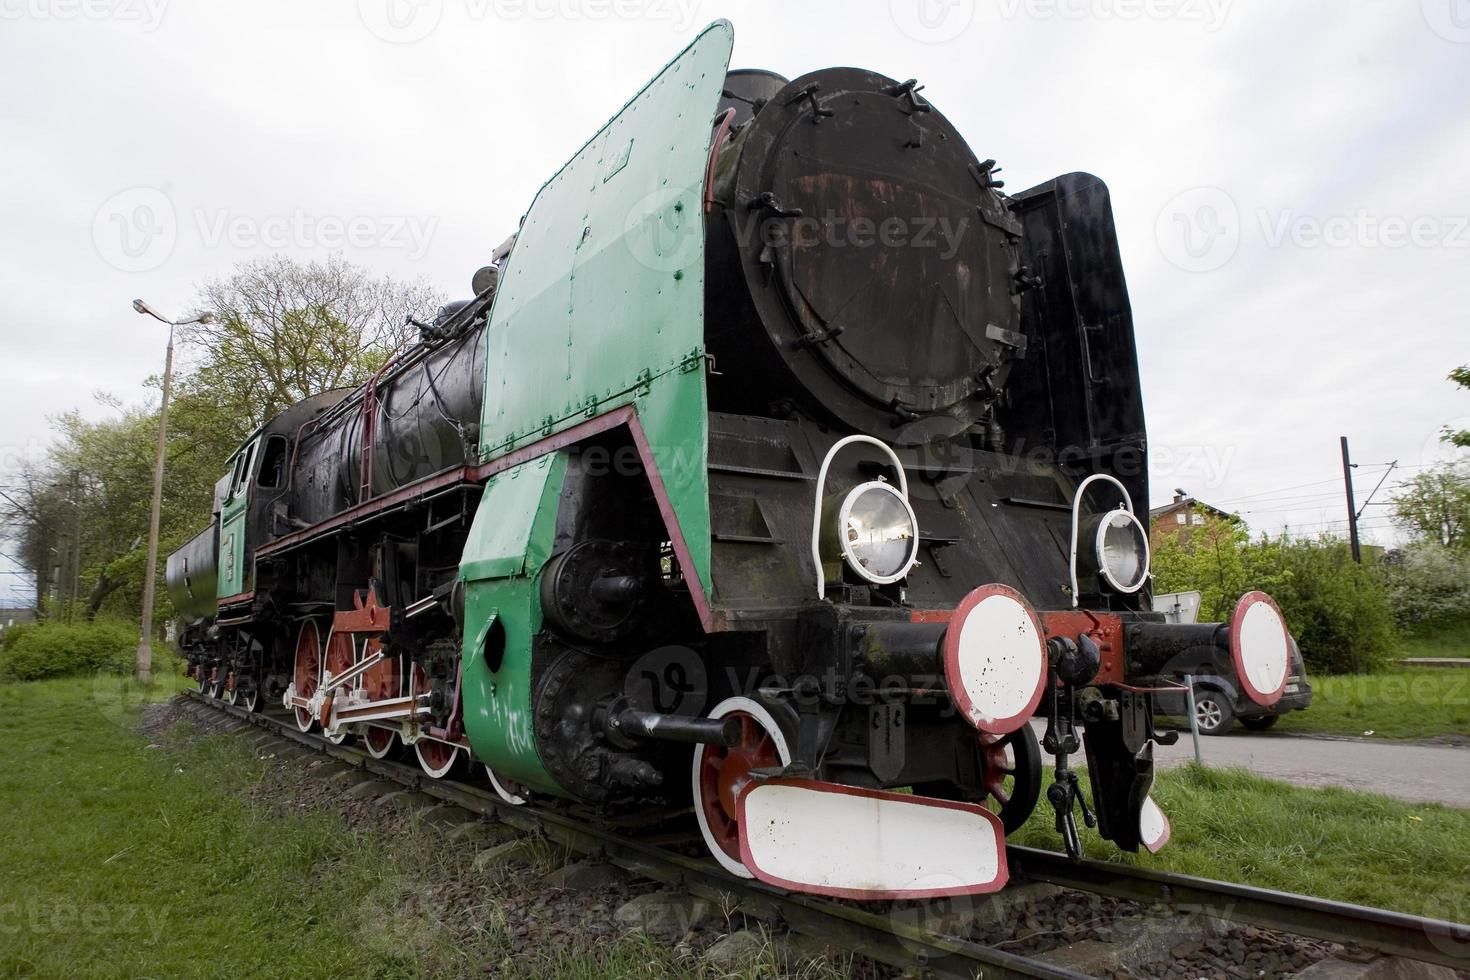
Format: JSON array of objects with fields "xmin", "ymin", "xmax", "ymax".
[
  {"xmin": 322, "ymin": 629, "xmax": 358, "ymax": 745},
  {"xmin": 414, "ymin": 738, "xmax": 461, "ymax": 779},
  {"xmin": 486, "ymin": 767, "xmax": 528, "ymax": 806},
  {"xmin": 223, "ymin": 682, "xmax": 238, "ymax": 706},
  {"xmin": 692, "ymin": 697, "xmax": 793, "ymax": 878},
  {"xmin": 194, "ymin": 667, "xmax": 209, "ymax": 696},
  {"xmin": 240, "ymin": 681, "xmax": 259, "ymax": 714},
  {"xmin": 979, "ymin": 726, "xmax": 1043, "ymax": 834},
  {"xmin": 206, "ymin": 668, "xmax": 223, "ymax": 699},
  {"xmin": 293, "ymin": 620, "xmax": 323, "ymax": 732},
  {"xmin": 913, "ymin": 724, "xmax": 1043, "ymax": 834},
  {"xmin": 359, "ymin": 638, "xmax": 400, "ymax": 759},
  {"xmin": 408, "ymin": 661, "xmax": 460, "ymax": 778},
  {"xmin": 364, "ymin": 726, "xmax": 397, "ymax": 759}
]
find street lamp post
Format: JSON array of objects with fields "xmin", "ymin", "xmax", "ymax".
[{"xmin": 133, "ymin": 299, "xmax": 215, "ymax": 685}]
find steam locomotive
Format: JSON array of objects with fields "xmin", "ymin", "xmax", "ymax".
[{"xmin": 167, "ymin": 21, "xmax": 1293, "ymax": 899}]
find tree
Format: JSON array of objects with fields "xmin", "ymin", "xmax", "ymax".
[
  {"xmin": 1382, "ymin": 542, "xmax": 1470, "ymax": 635},
  {"xmin": 1, "ymin": 255, "xmax": 444, "ymax": 626},
  {"xmin": 181, "ymin": 254, "xmax": 443, "ymax": 430},
  {"xmin": 0, "ymin": 467, "xmax": 78, "ymax": 617},
  {"xmin": 1151, "ymin": 519, "xmax": 1396, "ymax": 673},
  {"xmin": 1447, "ymin": 365, "xmax": 1470, "ymax": 448},
  {"xmin": 1392, "ymin": 462, "xmax": 1470, "ymax": 551}
]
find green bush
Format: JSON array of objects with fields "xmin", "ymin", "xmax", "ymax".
[
  {"xmin": 1269, "ymin": 537, "xmax": 1396, "ymax": 674},
  {"xmin": 1, "ymin": 620, "xmax": 34, "ymax": 651},
  {"xmin": 0, "ymin": 620, "xmax": 137, "ymax": 681},
  {"xmin": 1382, "ymin": 542, "xmax": 1470, "ymax": 636},
  {"xmin": 1152, "ymin": 522, "xmax": 1396, "ymax": 674}
]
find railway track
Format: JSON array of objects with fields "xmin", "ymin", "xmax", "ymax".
[{"xmin": 178, "ymin": 691, "xmax": 1467, "ymax": 979}]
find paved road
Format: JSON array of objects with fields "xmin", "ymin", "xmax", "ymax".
[{"xmin": 1029, "ymin": 720, "xmax": 1470, "ymax": 809}]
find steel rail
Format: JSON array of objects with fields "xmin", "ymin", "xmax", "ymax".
[
  {"xmin": 182, "ymin": 693, "xmax": 1468, "ymax": 976},
  {"xmin": 182, "ymin": 692, "xmax": 1082, "ymax": 980},
  {"xmin": 1006, "ymin": 846, "xmax": 1469, "ymax": 971}
]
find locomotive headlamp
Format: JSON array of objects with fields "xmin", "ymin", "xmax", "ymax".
[
  {"xmin": 831, "ymin": 481, "xmax": 920, "ymax": 585},
  {"xmin": 811, "ymin": 435, "xmax": 918, "ymax": 598},
  {"xmin": 1093, "ymin": 508, "xmax": 1150, "ymax": 593},
  {"xmin": 1068, "ymin": 474, "xmax": 1149, "ymax": 605}
]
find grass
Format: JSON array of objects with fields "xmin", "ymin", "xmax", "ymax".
[
  {"xmin": 1397, "ymin": 625, "xmax": 1470, "ymax": 660},
  {"xmin": 1268, "ymin": 667, "xmax": 1470, "ymax": 740},
  {"xmin": 1010, "ymin": 763, "xmax": 1470, "ymax": 920},
  {"xmin": 3, "ymin": 675, "xmax": 1468, "ymax": 976},
  {"xmin": 0, "ymin": 675, "xmax": 829, "ymax": 980}
]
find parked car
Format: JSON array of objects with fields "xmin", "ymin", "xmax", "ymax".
[
  {"xmin": 1150, "ymin": 591, "xmax": 1312, "ymax": 735},
  {"xmin": 1153, "ymin": 637, "xmax": 1314, "ymax": 735}
]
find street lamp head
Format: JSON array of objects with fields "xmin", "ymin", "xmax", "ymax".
[
  {"xmin": 196, "ymin": 312, "xmax": 217, "ymax": 325},
  {"xmin": 132, "ymin": 298, "xmax": 169, "ymax": 324}
]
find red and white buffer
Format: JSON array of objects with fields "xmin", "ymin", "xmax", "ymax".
[
  {"xmin": 1139, "ymin": 794, "xmax": 1171, "ymax": 854},
  {"xmin": 737, "ymin": 781, "xmax": 1009, "ymax": 899},
  {"xmin": 728, "ymin": 584, "xmax": 1050, "ymax": 899},
  {"xmin": 1230, "ymin": 591, "xmax": 1291, "ymax": 707}
]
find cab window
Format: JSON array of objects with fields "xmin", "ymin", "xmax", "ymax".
[
  {"xmin": 257, "ymin": 435, "xmax": 288, "ymax": 489},
  {"xmin": 230, "ymin": 441, "xmax": 257, "ymax": 500}
]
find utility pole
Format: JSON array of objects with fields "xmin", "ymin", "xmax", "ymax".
[
  {"xmin": 1340, "ymin": 436, "xmax": 1361, "ymax": 564},
  {"xmin": 136, "ymin": 318, "xmax": 174, "ymax": 684},
  {"xmin": 70, "ymin": 470, "xmax": 81, "ymax": 621},
  {"xmin": 133, "ymin": 300, "xmax": 216, "ymax": 685}
]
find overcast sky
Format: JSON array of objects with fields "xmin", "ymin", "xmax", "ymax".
[{"xmin": 2, "ymin": 0, "xmax": 1468, "ymax": 605}]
